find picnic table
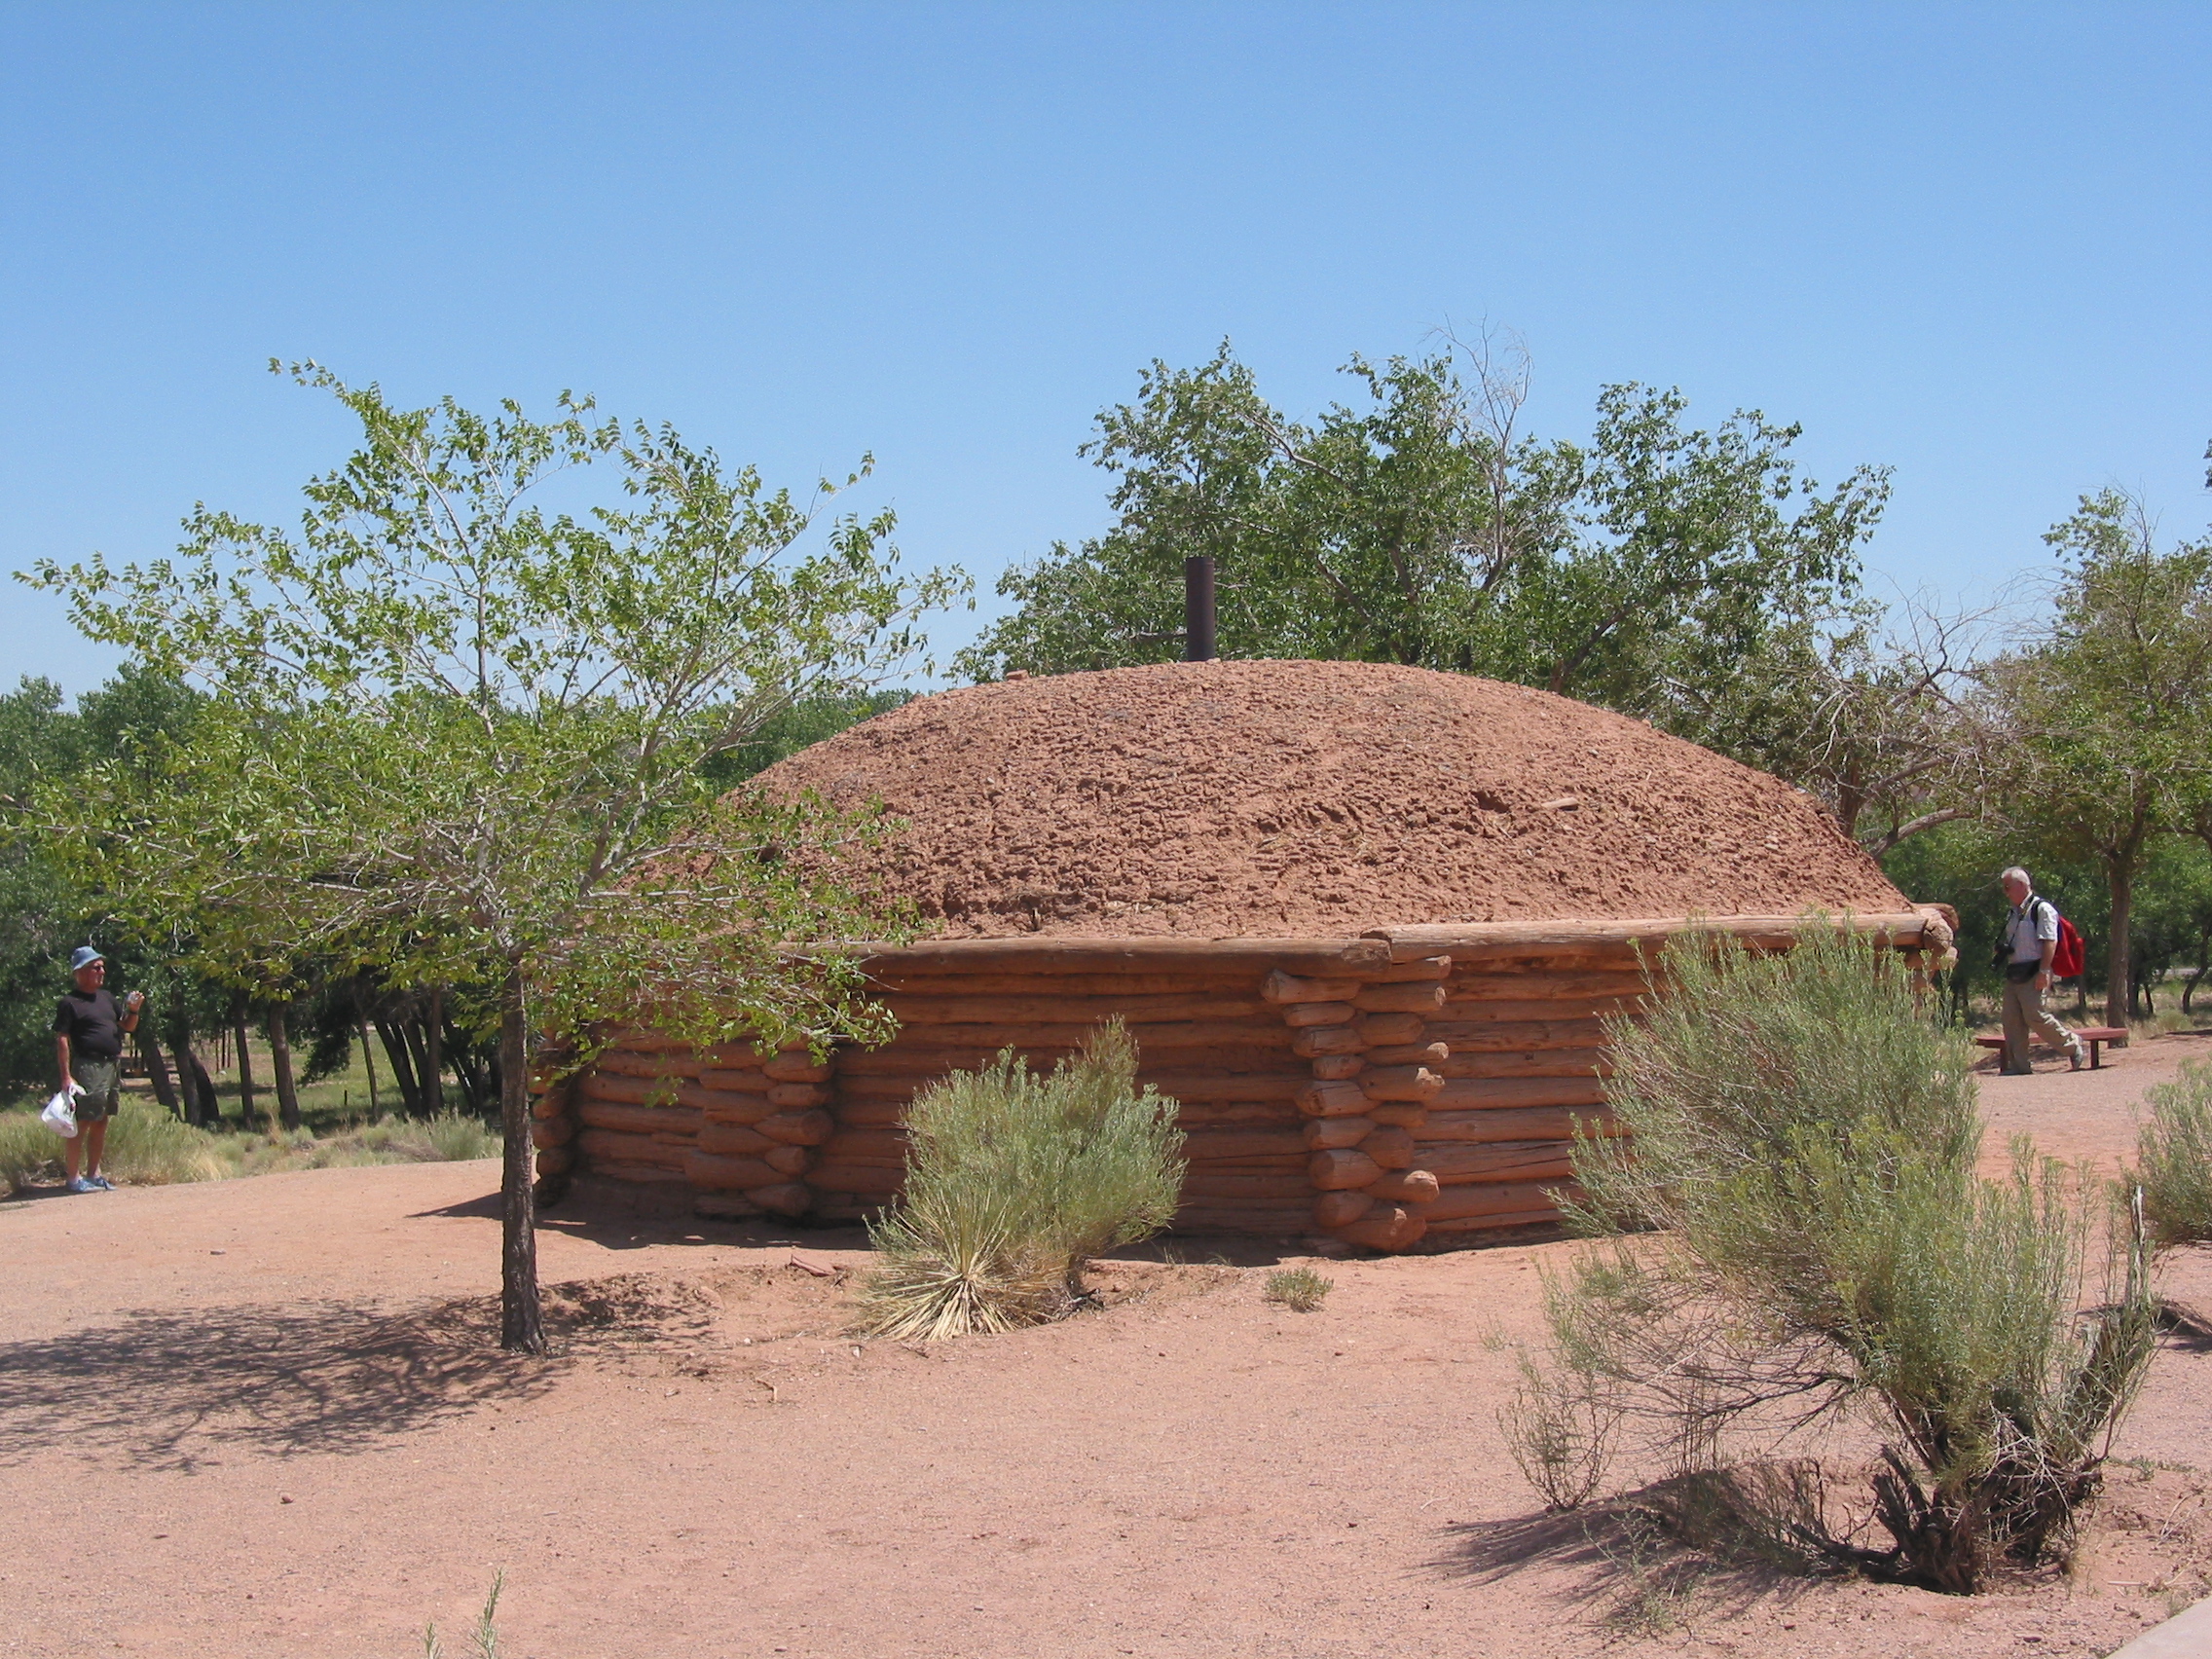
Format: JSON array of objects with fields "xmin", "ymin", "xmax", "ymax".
[{"xmin": 1972, "ymin": 1025, "xmax": 2126, "ymax": 1070}]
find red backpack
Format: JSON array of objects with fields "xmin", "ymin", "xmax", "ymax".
[{"xmin": 2049, "ymin": 905, "xmax": 2085, "ymax": 979}]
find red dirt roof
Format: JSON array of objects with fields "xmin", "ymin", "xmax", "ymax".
[{"xmin": 753, "ymin": 659, "xmax": 1907, "ymax": 940}]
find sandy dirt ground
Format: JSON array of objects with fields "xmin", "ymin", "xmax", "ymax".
[{"xmin": 2, "ymin": 1033, "xmax": 2209, "ymax": 1659}]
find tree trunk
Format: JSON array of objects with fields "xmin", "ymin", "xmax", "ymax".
[
  {"xmin": 375, "ymin": 1014, "xmax": 424, "ymax": 1115},
  {"xmin": 136, "ymin": 1026, "xmax": 181, "ymax": 1118},
  {"xmin": 424, "ymin": 986, "xmax": 445, "ymax": 1116},
  {"xmin": 2102, "ymin": 828, "xmax": 2147, "ymax": 1037},
  {"xmin": 358, "ymin": 1017, "xmax": 382, "ymax": 1116},
  {"xmin": 498, "ymin": 965, "xmax": 543, "ymax": 1354},
  {"xmin": 402, "ymin": 1010, "xmax": 436, "ymax": 1119},
  {"xmin": 267, "ymin": 1005, "xmax": 302, "ymax": 1132},
  {"xmin": 185, "ymin": 1047, "xmax": 218, "ymax": 1126},
  {"xmin": 232, "ymin": 1004, "xmax": 259, "ymax": 1126}
]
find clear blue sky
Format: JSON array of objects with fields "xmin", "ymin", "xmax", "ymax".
[{"xmin": 5, "ymin": 3, "xmax": 2207, "ymax": 695}]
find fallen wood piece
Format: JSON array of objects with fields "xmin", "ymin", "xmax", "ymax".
[
  {"xmin": 574, "ymin": 1100, "xmax": 705, "ymax": 1138},
  {"xmin": 1355, "ymin": 1013, "xmax": 1425, "ymax": 1046},
  {"xmin": 1360, "ymin": 1065, "xmax": 1443, "ymax": 1102},
  {"xmin": 1304, "ymin": 1116, "xmax": 1378, "ymax": 1151},
  {"xmin": 1311, "ymin": 1189, "xmax": 1375, "ymax": 1229},
  {"xmin": 1263, "ymin": 971, "xmax": 1364, "ymax": 1005},
  {"xmin": 1309, "ymin": 1148, "xmax": 1383, "ymax": 1190},
  {"xmin": 1297, "ymin": 1080, "xmax": 1373, "ymax": 1119},
  {"xmin": 1293, "ymin": 1026, "xmax": 1367, "ymax": 1057},
  {"xmin": 1352, "ymin": 982, "xmax": 1448, "ymax": 1014},
  {"xmin": 1282, "ymin": 1001, "xmax": 1359, "ymax": 1029},
  {"xmin": 1358, "ymin": 1125, "xmax": 1416, "ymax": 1168},
  {"xmin": 1367, "ymin": 1168, "xmax": 1440, "ymax": 1204},
  {"xmin": 684, "ymin": 1150, "xmax": 785, "ymax": 1191},
  {"xmin": 1330, "ymin": 1204, "xmax": 1424, "ymax": 1251}
]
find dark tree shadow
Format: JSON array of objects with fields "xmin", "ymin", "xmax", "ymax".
[{"xmin": 0, "ymin": 1274, "xmax": 719, "ymax": 1472}]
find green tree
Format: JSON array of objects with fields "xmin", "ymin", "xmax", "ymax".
[
  {"xmin": 1991, "ymin": 490, "xmax": 2212, "ymax": 1029},
  {"xmin": 22, "ymin": 364, "xmax": 966, "ymax": 1350},
  {"xmin": 956, "ymin": 338, "xmax": 1889, "ymax": 733}
]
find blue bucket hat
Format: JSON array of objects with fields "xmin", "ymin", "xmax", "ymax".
[{"xmin": 69, "ymin": 945, "xmax": 104, "ymax": 972}]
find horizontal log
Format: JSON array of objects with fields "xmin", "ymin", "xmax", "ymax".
[
  {"xmin": 1358, "ymin": 1125, "xmax": 1416, "ymax": 1169},
  {"xmin": 1312, "ymin": 1189, "xmax": 1374, "ymax": 1229},
  {"xmin": 1421, "ymin": 1207, "xmax": 1566, "ymax": 1235},
  {"xmin": 574, "ymin": 1100, "xmax": 704, "ymax": 1138},
  {"xmin": 1368, "ymin": 1168, "xmax": 1440, "ymax": 1204},
  {"xmin": 756, "ymin": 1108, "xmax": 835, "ymax": 1146},
  {"xmin": 1422, "ymin": 1141, "xmax": 1579, "ymax": 1184},
  {"xmin": 1297, "ymin": 1081, "xmax": 1373, "ymax": 1119},
  {"xmin": 1163, "ymin": 1100, "xmax": 1308, "ymax": 1127},
  {"xmin": 698, "ymin": 1069, "xmax": 772, "ymax": 1093},
  {"xmin": 852, "ymin": 937, "xmax": 1393, "ymax": 976},
  {"xmin": 1304, "ymin": 1116, "xmax": 1377, "ymax": 1151},
  {"xmin": 1182, "ymin": 1155, "xmax": 1308, "ymax": 1178},
  {"xmin": 693, "ymin": 1191, "xmax": 763, "ymax": 1221},
  {"xmin": 748, "ymin": 1181, "xmax": 813, "ymax": 1217},
  {"xmin": 1293, "ymin": 1026, "xmax": 1367, "ymax": 1057},
  {"xmin": 1365, "ymin": 912, "xmax": 1935, "ymax": 964},
  {"xmin": 590, "ymin": 1160, "xmax": 691, "ymax": 1186},
  {"xmin": 830, "ymin": 1097, "xmax": 908, "ymax": 1126},
  {"xmin": 1427, "ymin": 998, "xmax": 1645, "ymax": 1025},
  {"xmin": 1445, "ymin": 971, "xmax": 1652, "ymax": 1002},
  {"xmin": 535, "ymin": 1146, "xmax": 573, "ymax": 1176},
  {"xmin": 767, "ymin": 1083, "xmax": 834, "ymax": 1109},
  {"xmin": 1361, "ymin": 1065, "xmax": 1443, "ymax": 1102},
  {"xmin": 1432, "ymin": 1078, "xmax": 1608, "ymax": 1111},
  {"xmin": 1351, "ymin": 982, "xmax": 1447, "ymax": 1014},
  {"xmin": 1309, "ymin": 1149, "xmax": 1382, "ymax": 1191},
  {"xmin": 1282, "ymin": 1001, "xmax": 1359, "ymax": 1029},
  {"xmin": 1435, "ymin": 1049, "xmax": 1609, "ymax": 1082},
  {"xmin": 816, "ymin": 1128, "xmax": 908, "ymax": 1161},
  {"xmin": 531, "ymin": 1088, "xmax": 572, "ymax": 1122},
  {"xmin": 592, "ymin": 1050, "xmax": 704, "ymax": 1080},
  {"xmin": 1420, "ymin": 1179, "xmax": 1578, "ymax": 1222},
  {"xmin": 834, "ymin": 1030, "xmax": 1298, "ymax": 1068},
  {"xmin": 684, "ymin": 1150, "xmax": 785, "ymax": 1192},
  {"xmin": 1262, "ymin": 971, "xmax": 1363, "ymax": 1005},
  {"xmin": 530, "ymin": 1118, "xmax": 575, "ymax": 1149},
  {"xmin": 1309, "ymin": 1054, "xmax": 1365, "ymax": 1081},
  {"xmin": 762, "ymin": 1055, "xmax": 834, "ymax": 1083},
  {"xmin": 1368, "ymin": 1102, "xmax": 1429, "ymax": 1129},
  {"xmin": 582, "ymin": 1073, "xmax": 765, "ymax": 1115},
  {"xmin": 577, "ymin": 1128, "xmax": 688, "ymax": 1170},
  {"xmin": 1181, "ymin": 1127, "xmax": 1312, "ymax": 1161},
  {"xmin": 1355, "ymin": 1013, "xmax": 1426, "ymax": 1046},
  {"xmin": 1356, "ymin": 955, "xmax": 1452, "ymax": 983},
  {"xmin": 867, "ymin": 970, "xmax": 1250, "ymax": 997},
  {"xmin": 697, "ymin": 1096, "xmax": 778, "ymax": 1127},
  {"xmin": 1363, "ymin": 1041, "xmax": 1448, "ymax": 1067},
  {"xmin": 698, "ymin": 1121, "xmax": 774, "ymax": 1158},
  {"xmin": 807, "ymin": 1163, "xmax": 904, "ymax": 1197},
  {"xmin": 1330, "ymin": 1204, "xmax": 1424, "ymax": 1251},
  {"xmin": 1180, "ymin": 1173, "xmax": 1310, "ymax": 1200},
  {"xmin": 832, "ymin": 1066, "xmax": 1309, "ymax": 1102},
  {"xmin": 766, "ymin": 1144, "xmax": 813, "ymax": 1176},
  {"xmin": 1425, "ymin": 1018, "xmax": 1608, "ymax": 1051},
  {"xmin": 1420, "ymin": 1106, "xmax": 1621, "ymax": 1144},
  {"xmin": 879, "ymin": 992, "xmax": 1273, "ymax": 1024}
]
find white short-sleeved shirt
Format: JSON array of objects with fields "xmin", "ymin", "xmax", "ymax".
[{"xmin": 2006, "ymin": 897, "xmax": 2057, "ymax": 965}]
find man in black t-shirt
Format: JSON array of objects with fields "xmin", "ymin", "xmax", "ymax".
[{"xmin": 54, "ymin": 946, "xmax": 144, "ymax": 1194}]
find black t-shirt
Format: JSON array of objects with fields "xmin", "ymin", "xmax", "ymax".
[{"xmin": 55, "ymin": 987, "xmax": 124, "ymax": 1061}]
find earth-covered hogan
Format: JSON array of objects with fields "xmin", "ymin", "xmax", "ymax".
[{"xmin": 533, "ymin": 660, "xmax": 1946, "ymax": 1251}]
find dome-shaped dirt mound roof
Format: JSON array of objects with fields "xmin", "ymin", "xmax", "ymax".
[{"xmin": 756, "ymin": 660, "xmax": 1906, "ymax": 940}]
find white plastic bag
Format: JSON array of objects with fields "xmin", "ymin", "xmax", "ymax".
[{"xmin": 41, "ymin": 1084, "xmax": 82, "ymax": 1139}]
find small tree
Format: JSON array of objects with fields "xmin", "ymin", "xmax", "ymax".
[{"xmin": 22, "ymin": 364, "xmax": 966, "ymax": 1351}]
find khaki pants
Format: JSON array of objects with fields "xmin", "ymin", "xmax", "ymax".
[{"xmin": 2001, "ymin": 976, "xmax": 2079, "ymax": 1072}]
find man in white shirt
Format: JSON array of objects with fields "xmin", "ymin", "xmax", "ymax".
[{"xmin": 1997, "ymin": 866, "xmax": 2083, "ymax": 1075}]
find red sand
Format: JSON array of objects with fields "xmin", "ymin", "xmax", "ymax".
[
  {"xmin": 756, "ymin": 660, "xmax": 1907, "ymax": 939},
  {"xmin": 4, "ymin": 1034, "xmax": 2207, "ymax": 1658}
]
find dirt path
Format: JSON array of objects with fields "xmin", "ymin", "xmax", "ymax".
[{"xmin": 2, "ymin": 1044, "xmax": 2209, "ymax": 1658}]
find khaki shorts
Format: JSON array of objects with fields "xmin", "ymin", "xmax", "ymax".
[{"xmin": 73, "ymin": 1056, "xmax": 121, "ymax": 1123}]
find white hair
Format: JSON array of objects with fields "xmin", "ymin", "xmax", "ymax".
[{"xmin": 2001, "ymin": 866, "xmax": 2032, "ymax": 887}]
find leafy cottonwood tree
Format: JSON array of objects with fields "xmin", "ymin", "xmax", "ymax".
[
  {"xmin": 956, "ymin": 338, "xmax": 1890, "ymax": 736},
  {"xmin": 23, "ymin": 365, "xmax": 966, "ymax": 1350},
  {"xmin": 1990, "ymin": 489, "xmax": 2212, "ymax": 1029}
]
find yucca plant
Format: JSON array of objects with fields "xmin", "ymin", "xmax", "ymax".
[{"xmin": 857, "ymin": 1019, "xmax": 1184, "ymax": 1340}]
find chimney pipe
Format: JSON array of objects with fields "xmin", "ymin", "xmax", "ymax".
[{"xmin": 1184, "ymin": 555, "xmax": 1216, "ymax": 662}]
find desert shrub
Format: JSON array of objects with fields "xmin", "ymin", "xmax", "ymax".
[
  {"xmin": 1509, "ymin": 926, "xmax": 2158, "ymax": 1593},
  {"xmin": 2133, "ymin": 1058, "xmax": 2212, "ymax": 1245},
  {"xmin": 858, "ymin": 1019, "xmax": 1184, "ymax": 1340},
  {"xmin": 1264, "ymin": 1266, "xmax": 1333, "ymax": 1312},
  {"xmin": 0, "ymin": 1100, "xmax": 226, "ymax": 1192}
]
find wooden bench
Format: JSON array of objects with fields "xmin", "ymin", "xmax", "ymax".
[{"xmin": 1973, "ymin": 1026, "xmax": 2127, "ymax": 1070}]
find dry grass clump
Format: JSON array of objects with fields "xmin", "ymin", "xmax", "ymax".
[
  {"xmin": 857, "ymin": 1019, "xmax": 1184, "ymax": 1341},
  {"xmin": 1508, "ymin": 925, "xmax": 2158, "ymax": 1593},
  {"xmin": 0, "ymin": 1100, "xmax": 227, "ymax": 1193},
  {"xmin": 2133, "ymin": 1057, "xmax": 2212, "ymax": 1246},
  {"xmin": 1263, "ymin": 1267, "xmax": 1333, "ymax": 1312}
]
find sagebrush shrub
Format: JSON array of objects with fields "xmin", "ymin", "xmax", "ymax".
[
  {"xmin": 858, "ymin": 1019, "xmax": 1184, "ymax": 1340},
  {"xmin": 1509, "ymin": 926, "xmax": 2157, "ymax": 1592},
  {"xmin": 2133, "ymin": 1058, "xmax": 2212, "ymax": 1246}
]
